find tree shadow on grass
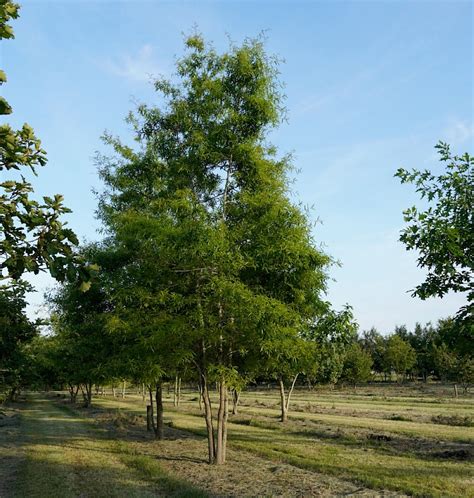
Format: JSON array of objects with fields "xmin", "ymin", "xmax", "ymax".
[{"xmin": 6, "ymin": 453, "xmax": 210, "ymax": 498}]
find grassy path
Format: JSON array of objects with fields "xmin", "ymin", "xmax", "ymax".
[{"xmin": 0, "ymin": 395, "xmax": 205, "ymax": 498}]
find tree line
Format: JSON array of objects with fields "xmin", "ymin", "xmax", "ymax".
[{"xmin": 341, "ymin": 320, "xmax": 473, "ymax": 390}]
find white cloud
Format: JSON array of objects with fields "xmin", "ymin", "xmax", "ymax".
[
  {"xmin": 442, "ymin": 119, "xmax": 474, "ymax": 147},
  {"xmin": 103, "ymin": 44, "xmax": 162, "ymax": 83}
]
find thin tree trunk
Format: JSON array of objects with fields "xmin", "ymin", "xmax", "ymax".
[
  {"xmin": 286, "ymin": 374, "xmax": 299, "ymax": 412},
  {"xmin": 68, "ymin": 384, "xmax": 78, "ymax": 403},
  {"xmin": 121, "ymin": 380, "xmax": 126, "ymax": 398},
  {"xmin": 222, "ymin": 383, "xmax": 229, "ymax": 463},
  {"xmin": 146, "ymin": 405, "xmax": 152, "ymax": 431},
  {"xmin": 232, "ymin": 389, "xmax": 240, "ymax": 415},
  {"xmin": 201, "ymin": 374, "xmax": 215, "ymax": 464},
  {"xmin": 279, "ymin": 378, "xmax": 288, "ymax": 422},
  {"xmin": 198, "ymin": 383, "xmax": 203, "ymax": 412},
  {"xmin": 215, "ymin": 379, "xmax": 228, "ymax": 464},
  {"xmin": 155, "ymin": 382, "xmax": 164, "ymax": 440},
  {"xmin": 148, "ymin": 387, "xmax": 156, "ymax": 434}
]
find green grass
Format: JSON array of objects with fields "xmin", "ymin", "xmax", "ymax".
[
  {"xmin": 3, "ymin": 387, "xmax": 472, "ymax": 497},
  {"xmin": 1, "ymin": 395, "xmax": 208, "ymax": 498},
  {"xmin": 93, "ymin": 388, "xmax": 474, "ymax": 498}
]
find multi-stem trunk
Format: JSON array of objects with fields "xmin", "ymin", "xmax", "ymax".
[
  {"xmin": 82, "ymin": 382, "xmax": 92, "ymax": 408},
  {"xmin": 68, "ymin": 383, "xmax": 79, "ymax": 404},
  {"xmin": 278, "ymin": 374, "xmax": 299, "ymax": 422},
  {"xmin": 232, "ymin": 389, "xmax": 240, "ymax": 415},
  {"xmin": 200, "ymin": 373, "xmax": 216, "ymax": 464},
  {"xmin": 215, "ymin": 379, "xmax": 228, "ymax": 464}
]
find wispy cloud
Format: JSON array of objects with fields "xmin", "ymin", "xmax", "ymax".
[
  {"xmin": 102, "ymin": 44, "xmax": 162, "ymax": 83},
  {"xmin": 442, "ymin": 119, "xmax": 474, "ymax": 147}
]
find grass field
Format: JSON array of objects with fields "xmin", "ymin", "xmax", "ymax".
[{"xmin": 0, "ymin": 384, "xmax": 472, "ymax": 497}]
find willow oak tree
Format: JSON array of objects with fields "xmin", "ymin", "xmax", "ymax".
[
  {"xmin": 0, "ymin": 1, "xmax": 91, "ymax": 287},
  {"xmin": 396, "ymin": 142, "xmax": 473, "ymax": 322},
  {"xmin": 99, "ymin": 35, "xmax": 334, "ymax": 465}
]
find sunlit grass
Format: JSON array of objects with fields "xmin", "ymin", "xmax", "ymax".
[{"xmin": 94, "ymin": 390, "xmax": 474, "ymax": 497}]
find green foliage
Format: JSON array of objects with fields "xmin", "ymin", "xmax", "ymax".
[
  {"xmin": 96, "ymin": 34, "xmax": 339, "ymax": 461},
  {"xmin": 46, "ymin": 245, "xmax": 116, "ymax": 401},
  {"xmin": 0, "ymin": 281, "xmax": 38, "ymax": 398},
  {"xmin": 433, "ymin": 343, "xmax": 473, "ymax": 389},
  {"xmin": 359, "ymin": 328, "xmax": 386, "ymax": 374},
  {"xmin": 395, "ymin": 142, "xmax": 473, "ymax": 320},
  {"xmin": 384, "ymin": 335, "xmax": 416, "ymax": 381},
  {"xmin": 340, "ymin": 343, "xmax": 373, "ymax": 386}
]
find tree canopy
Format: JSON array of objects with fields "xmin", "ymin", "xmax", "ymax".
[{"xmin": 395, "ymin": 142, "xmax": 473, "ymax": 322}]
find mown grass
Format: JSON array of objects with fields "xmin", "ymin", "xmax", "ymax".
[
  {"xmin": 94, "ymin": 387, "xmax": 474, "ymax": 498},
  {"xmin": 2, "ymin": 395, "xmax": 208, "ymax": 498}
]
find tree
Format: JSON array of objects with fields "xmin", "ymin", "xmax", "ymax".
[
  {"xmin": 47, "ymin": 245, "xmax": 114, "ymax": 407},
  {"xmin": 98, "ymin": 34, "xmax": 334, "ymax": 465},
  {"xmin": 359, "ymin": 327, "xmax": 386, "ymax": 376},
  {"xmin": 0, "ymin": 281, "xmax": 38, "ymax": 400},
  {"xmin": 0, "ymin": 1, "xmax": 90, "ymax": 287},
  {"xmin": 340, "ymin": 343, "xmax": 373, "ymax": 388},
  {"xmin": 395, "ymin": 142, "xmax": 473, "ymax": 321},
  {"xmin": 433, "ymin": 317, "xmax": 473, "ymax": 392},
  {"xmin": 384, "ymin": 335, "xmax": 416, "ymax": 382},
  {"xmin": 307, "ymin": 305, "xmax": 358, "ymax": 386}
]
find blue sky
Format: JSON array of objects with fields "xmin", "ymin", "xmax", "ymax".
[{"xmin": 2, "ymin": 0, "xmax": 472, "ymax": 332}]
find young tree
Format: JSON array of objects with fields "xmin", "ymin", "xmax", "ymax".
[
  {"xmin": 340, "ymin": 343, "xmax": 373, "ymax": 388},
  {"xmin": 395, "ymin": 142, "xmax": 473, "ymax": 321},
  {"xmin": 384, "ymin": 335, "xmax": 416, "ymax": 382},
  {"xmin": 48, "ymin": 246, "xmax": 114, "ymax": 407},
  {"xmin": 359, "ymin": 327, "xmax": 386, "ymax": 376}
]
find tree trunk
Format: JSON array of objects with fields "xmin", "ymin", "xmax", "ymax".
[
  {"xmin": 201, "ymin": 374, "xmax": 215, "ymax": 464},
  {"xmin": 155, "ymin": 382, "xmax": 164, "ymax": 440},
  {"xmin": 148, "ymin": 387, "xmax": 156, "ymax": 434},
  {"xmin": 82, "ymin": 382, "xmax": 92, "ymax": 407},
  {"xmin": 173, "ymin": 375, "xmax": 181, "ymax": 407},
  {"xmin": 68, "ymin": 384, "xmax": 78, "ymax": 403},
  {"xmin": 279, "ymin": 378, "xmax": 288, "ymax": 422},
  {"xmin": 121, "ymin": 380, "xmax": 126, "ymax": 398},
  {"xmin": 279, "ymin": 375, "xmax": 298, "ymax": 422},
  {"xmin": 198, "ymin": 383, "xmax": 203, "ymax": 412},
  {"xmin": 232, "ymin": 389, "xmax": 240, "ymax": 415},
  {"xmin": 215, "ymin": 379, "xmax": 228, "ymax": 464},
  {"xmin": 454, "ymin": 384, "xmax": 458, "ymax": 398},
  {"xmin": 146, "ymin": 405, "xmax": 152, "ymax": 431}
]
